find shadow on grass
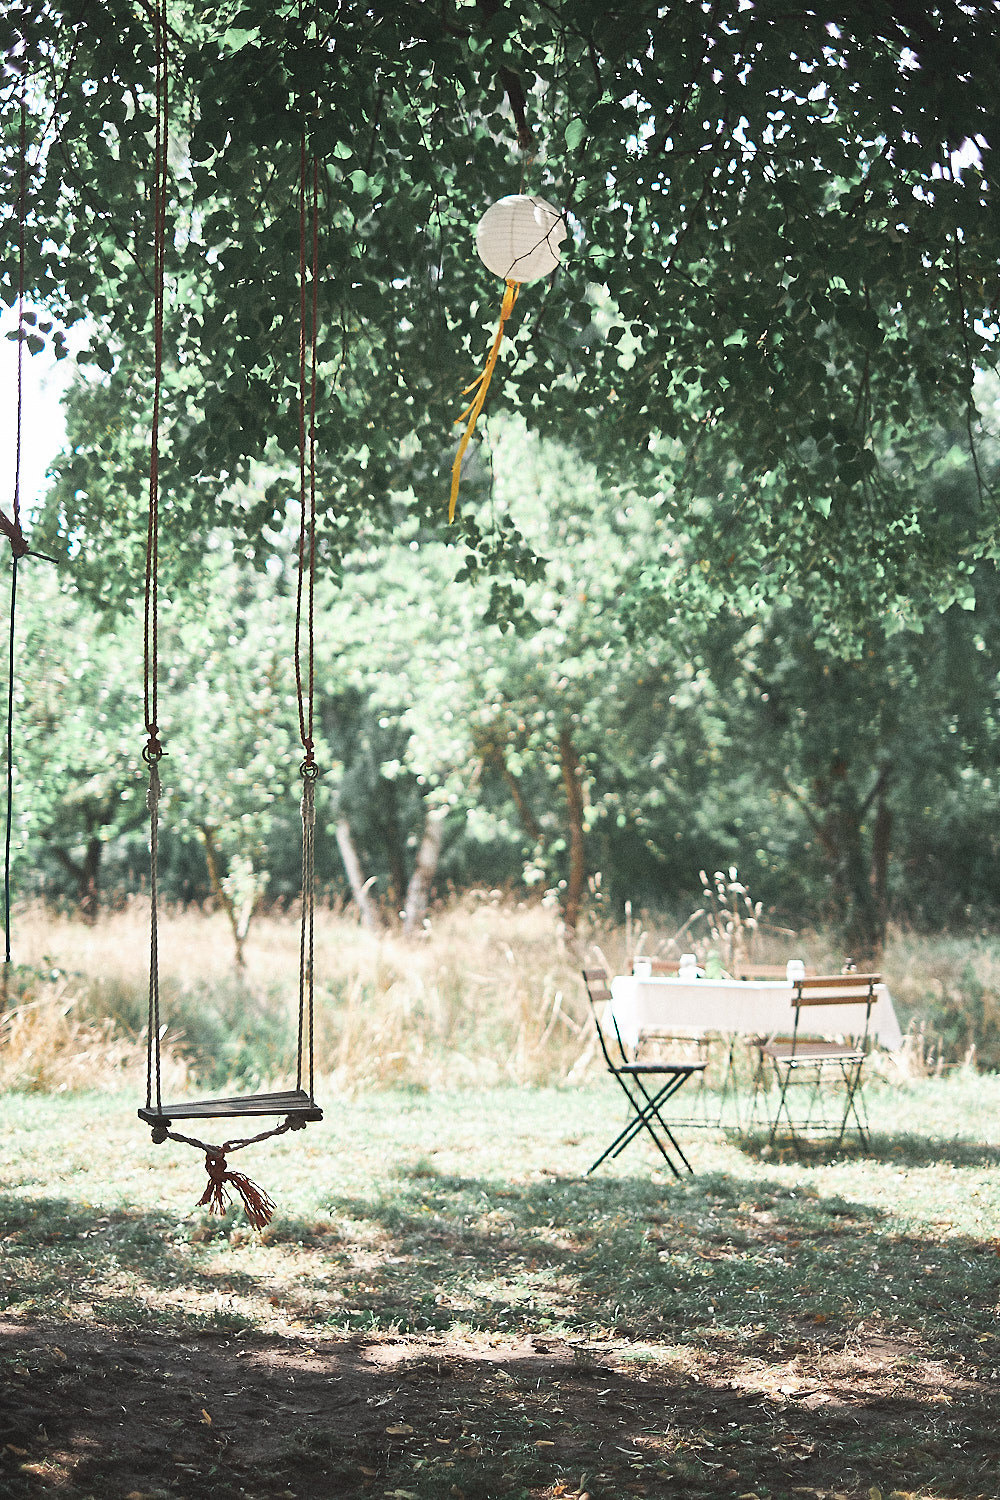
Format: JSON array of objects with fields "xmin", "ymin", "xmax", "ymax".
[
  {"xmin": 2, "ymin": 1176, "xmax": 999, "ymax": 1499},
  {"xmin": 734, "ymin": 1125, "xmax": 1000, "ymax": 1168},
  {"xmin": 3, "ymin": 1165, "xmax": 999, "ymax": 1359},
  {"xmin": 0, "ymin": 1193, "xmax": 257, "ymax": 1332},
  {"xmin": 300, "ymin": 1166, "xmax": 999, "ymax": 1361}
]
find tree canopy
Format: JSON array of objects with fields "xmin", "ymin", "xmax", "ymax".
[
  {"xmin": 2, "ymin": 1, "xmax": 999, "ymax": 623},
  {"xmin": 6, "ymin": 420, "xmax": 998, "ymax": 950}
]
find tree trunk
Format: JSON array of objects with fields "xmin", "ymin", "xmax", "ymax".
[
  {"xmin": 487, "ymin": 745, "xmax": 541, "ymax": 844},
  {"xmin": 79, "ymin": 838, "xmax": 102, "ymax": 925},
  {"xmin": 790, "ymin": 764, "xmax": 884, "ymax": 966},
  {"xmin": 402, "ymin": 805, "xmax": 446, "ymax": 937},
  {"xmin": 558, "ymin": 724, "xmax": 587, "ymax": 934},
  {"xmin": 869, "ymin": 764, "xmax": 892, "ymax": 953},
  {"xmin": 49, "ymin": 838, "xmax": 103, "ymax": 926},
  {"xmin": 820, "ymin": 783, "xmax": 882, "ymax": 966},
  {"xmin": 335, "ymin": 817, "xmax": 384, "ymax": 932},
  {"xmin": 376, "ymin": 777, "xmax": 408, "ymax": 913},
  {"xmin": 199, "ymin": 825, "xmax": 251, "ymax": 971}
]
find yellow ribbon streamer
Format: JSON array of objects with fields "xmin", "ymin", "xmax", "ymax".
[{"xmin": 449, "ymin": 278, "xmax": 520, "ymax": 522}]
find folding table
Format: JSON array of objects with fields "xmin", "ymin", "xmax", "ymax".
[{"xmin": 607, "ymin": 971, "xmax": 903, "ymax": 1135}]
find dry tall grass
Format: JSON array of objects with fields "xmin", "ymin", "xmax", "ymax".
[
  {"xmin": 0, "ymin": 895, "xmax": 593, "ymax": 1094},
  {"xmin": 2, "ymin": 898, "xmax": 998, "ymax": 1094}
]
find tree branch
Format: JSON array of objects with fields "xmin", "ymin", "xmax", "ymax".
[{"xmin": 475, "ymin": 0, "xmax": 534, "ymax": 150}]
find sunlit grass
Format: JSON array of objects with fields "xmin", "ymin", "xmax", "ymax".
[
  {"xmin": 2, "ymin": 1072, "xmax": 999, "ymax": 1499},
  {"xmin": 2, "ymin": 1076, "xmax": 999, "ymax": 1339}
]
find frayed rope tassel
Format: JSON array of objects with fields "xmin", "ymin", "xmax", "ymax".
[{"xmin": 197, "ymin": 1151, "xmax": 275, "ymax": 1230}]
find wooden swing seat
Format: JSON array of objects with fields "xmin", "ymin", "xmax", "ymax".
[{"xmin": 138, "ymin": 1088, "xmax": 323, "ymax": 1127}]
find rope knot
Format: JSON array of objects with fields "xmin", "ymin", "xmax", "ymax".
[
  {"xmin": 197, "ymin": 1151, "xmax": 275, "ymax": 1230},
  {"xmin": 0, "ymin": 510, "xmax": 30, "ymax": 560}
]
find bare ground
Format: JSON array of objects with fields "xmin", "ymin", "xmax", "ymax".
[{"xmin": 2, "ymin": 1316, "xmax": 997, "ymax": 1500}]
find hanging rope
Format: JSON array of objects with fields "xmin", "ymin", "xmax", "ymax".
[
  {"xmin": 143, "ymin": 0, "xmax": 169, "ymax": 1122},
  {"xmin": 143, "ymin": 0, "xmax": 168, "ymax": 766},
  {"xmin": 3, "ymin": 75, "xmax": 28, "ymax": 981},
  {"xmin": 153, "ymin": 1120, "xmax": 304, "ymax": 1229},
  {"xmin": 2, "ymin": 43, "xmax": 54, "ymax": 990},
  {"xmin": 295, "ymin": 140, "xmax": 318, "ymax": 771},
  {"xmin": 294, "ymin": 119, "xmax": 320, "ymax": 1104},
  {"xmin": 4, "ymin": 557, "xmax": 19, "ymax": 973}
]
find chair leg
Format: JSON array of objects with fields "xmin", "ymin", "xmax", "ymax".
[
  {"xmin": 588, "ymin": 1071, "xmax": 693, "ymax": 1179},
  {"xmin": 604, "ymin": 1075, "xmax": 686, "ymax": 1178},
  {"xmin": 835, "ymin": 1060, "xmax": 870, "ymax": 1147},
  {"xmin": 766, "ymin": 1058, "xmax": 870, "ymax": 1152},
  {"xmin": 767, "ymin": 1059, "xmax": 799, "ymax": 1147},
  {"xmin": 625, "ymin": 1072, "xmax": 696, "ymax": 1174},
  {"xmin": 747, "ymin": 1045, "xmax": 776, "ymax": 1138},
  {"xmin": 715, "ymin": 1037, "xmax": 740, "ymax": 1131},
  {"xmin": 588, "ymin": 1075, "xmax": 676, "ymax": 1176}
]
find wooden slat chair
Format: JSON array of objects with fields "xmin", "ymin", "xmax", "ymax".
[
  {"xmin": 582, "ymin": 968, "xmax": 707, "ymax": 1178},
  {"xmin": 735, "ymin": 963, "xmax": 814, "ymax": 981},
  {"xmin": 631, "ymin": 957, "xmax": 681, "ymax": 975},
  {"xmin": 752, "ymin": 973, "xmax": 879, "ymax": 1151}
]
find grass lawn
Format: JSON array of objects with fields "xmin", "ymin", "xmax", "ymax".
[{"xmin": 1, "ymin": 1074, "xmax": 999, "ymax": 1499}]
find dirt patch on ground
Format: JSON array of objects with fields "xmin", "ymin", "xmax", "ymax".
[{"xmin": 1, "ymin": 1317, "xmax": 997, "ymax": 1499}]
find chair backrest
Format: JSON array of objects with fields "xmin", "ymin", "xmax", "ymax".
[
  {"xmin": 632, "ymin": 957, "xmax": 680, "ymax": 976},
  {"xmin": 736, "ymin": 962, "xmax": 813, "ymax": 981},
  {"xmin": 792, "ymin": 973, "xmax": 879, "ymax": 1006},
  {"xmin": 790, "ymin": 973, "xmax": 880, "ymax": 1046},
  {"xmin": 582, "ymin": 967, "xmax": 628, "ymax": 1066},
  {"xmin": 582, "ymin": 967, "xmax": 612, "ymax": 1005}
]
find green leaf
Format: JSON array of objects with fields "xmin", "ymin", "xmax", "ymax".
[{"xmin": 564, "ymin": 117, "xmax": 586, "ymax": 152}]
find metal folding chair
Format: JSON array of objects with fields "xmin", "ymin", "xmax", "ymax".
[
  {"xmin": 751, "ymin": 973, "xmax": 879, "ymax": 1150},
  {"xmin": 582, "ymin": 968, "xmax": 707, "ymax": 1178}
]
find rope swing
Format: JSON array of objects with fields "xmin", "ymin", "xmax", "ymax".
[
  {"xmin": 138, "ymin": 1, "xmax": 322, "ymax": 1223},
  {"xmin": 2, "ymin": 38, "xmax": 56, "ymax": 992}
]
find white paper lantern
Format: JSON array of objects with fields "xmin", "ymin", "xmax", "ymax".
[{"xmin": 475, "ymin": 194, "xmax": 566, "ymax": 283}]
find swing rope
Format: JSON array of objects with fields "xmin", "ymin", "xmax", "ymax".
[
  {"xmin": 5, "ymin": 75, "xmax": 24, "ymax": 963},
  {"xmin": 150, "ymin": 1118, "xmax": 305, "ymax": 1227},
  {"xmin": 4, "ymin": 80, "xmax": 28, "ymax": 974},
  {"xmin": 294, "ymin": 131, "xmax": 320, "ymax": 1101},
  {"xmin": 3, "ymin": 43, "xmax": 54, "ymax": 991},
  {"xmin": 4, "ymin": 557, "xmax": 18, "ymax": 973},
  {"xmin": 143, "ymin": 0, "xmax": 169, "ymax": 1119}
]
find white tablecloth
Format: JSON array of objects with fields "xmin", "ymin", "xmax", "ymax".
[{"xmin": 608, "ymin": 975, "xmax": 904, "ymax": 1052}]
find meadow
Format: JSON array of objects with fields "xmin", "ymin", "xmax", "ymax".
[
  {"xmin": 1, "ymin": 900, "xmax": 999, "ymax": 1500},
  {"xmin": 3, "ymin": 896, "xmax": 1000, "ymax": 1095}
]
